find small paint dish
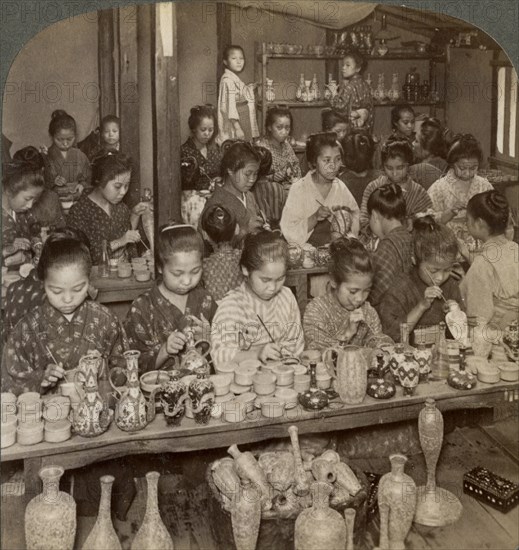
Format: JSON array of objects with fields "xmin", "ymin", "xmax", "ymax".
[
  {"xmin": 17, "ymin": 421, "xmax": 44, "ymax": 446},
  {"xmin": 140, "ymin": 371, "xmax": 171, "ymax": 394},
  {"xmin": 134, "ymin": 269, "xmax": 151, "ymax": 282},
  {"xmin": 210, "ymin": 374, "xmax": 233, "ymax": 396},
  {"xmin": 44, "ymin": 419, "xmax": 72, "ymax": 443},
  {"xmin": 215, "ymin": 362, "xmax": 239, "ymax": 376}
]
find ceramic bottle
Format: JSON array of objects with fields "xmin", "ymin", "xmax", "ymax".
[
  {"xmin": 414, "ymin": 344, "xmax": 432, "ymax": 383},
  {"xmin": 288, "ymin": 425, "xmax": 311, "ymax": 496},
  {"xmin": 298, "ymin": 362, "xmax": 329, "ymax": 410},
  {"xmin": 294, "ymin": 481, "xmax": 346, "ymax": 550},
  {"xmin": 131, "ymin": 472, "xmax": 173, "ymax": 550},
  {"xmin": 296, "ymin": 73, "xmax": 305, "ymax": 100},
  {"xmin": 344, "ymin": 508, "xmax": 356, "ymax": 550},
  {"xmin": 188, "ymin": 367, "xmax": 215, "ymax": 424},
  {"xmin": 82, "ymin": 476, "xmax": 121, "ymax": 550},
  {"xmin": 445, "ymin": 300, "xmax": 469, "ymax": 347},
  {"xmin": 25, "ymin": 465, "xmax": 77, "ymax": 550},
  {"xmin": 231, "ymin": 482, "xmax": 262, "ymax": 550},
  {"xmin": 377, "ymin": 454, "xmax": 417, "ymax": 550}
]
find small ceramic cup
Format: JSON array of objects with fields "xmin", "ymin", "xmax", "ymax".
[
  {"xmin": 215, "ymin": 362, "xmax": 239, "ymax": 376},
  {"xmin": 44, "ymin": 419, "xmax": 72, "ymax": 443},
  {"xmin": 316, "ymin": 372, "xmax": 332, "ymax": 390},
  {"xmin": 117, "ymin": 263, "xmax": 132, "ymax": 278},
  {"xmin": 272, "ymin": 364, "xmax": 295, "ymax": 387},
  {"xmin": 234, "ymin": 364, "xmax": 259, "ymax": 386},
  {"xmin": 134, "ymin": 269, "xmax": 151, "ymax": 282},
  {"xmin": 293, "ymin": 374, "xmax": 311, "ymax": 393}
]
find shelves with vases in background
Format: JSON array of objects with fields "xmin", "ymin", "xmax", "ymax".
[
  {"xmin": 373, "ymin": 99, "xmax": 445, "ymax": 107},
  {"xmin": 257, "ymin": 100, "xmax": 330, "ymax": 109}
]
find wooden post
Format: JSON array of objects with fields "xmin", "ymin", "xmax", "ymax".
[
  {"xmin": 118, "ymin": 5, "xmax": 141, "ymax": 207},
  {"xmin": 152, "ymin": 3, "xmax": 180, "ymax": 225},
  {"xmin": 98, "ymin": 9, "xmax": 116, "ymax": 121},
  {"xmin": 216, "ymin": 3, "xmax": 232, "ymax": 89}
]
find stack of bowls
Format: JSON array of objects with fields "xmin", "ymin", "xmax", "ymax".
[
  {"xmin": 210, "ymin": 374, "xmax": 234, "ymax": 419},
  {"xmin": 44, "ymin": 395, "xmax": 72, "ymax": 443},
  {"xmin": 231, "ymin": 360, "xmax": 260, "ymax": 395},
  {"xmin": 17, "ymin": 393, "xmax": 44, "ymax": 446},
  {"xmin": 1, "ymin": 392, "xmax": 18, "ymax": 448}
]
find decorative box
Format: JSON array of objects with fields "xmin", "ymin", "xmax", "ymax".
[{"xmin": 463, "ymin": 467, "xmax": 519, "ymax": 512}]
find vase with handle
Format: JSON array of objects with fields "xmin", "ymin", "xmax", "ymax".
[
  {"xmin": 25, "ymin": 465, "xmax": 76, "ymax": 550},
  {"xmin": 323, "ymin": 344, "xmax": 367, "ymax": 404},
  {"xmin": 82, "ymin": 475, "xmax": 122, "ymax": 550},
  {"xmin": 377, "ymin": 454, "xmax": 416, "ymax": 550},
  {"xmin": 414, "ymin": 398, "xmax": 462, "ymax": 526},
  {"xmin": 131, "ymin": 472, "xmax": 173, "ymax": 550}
]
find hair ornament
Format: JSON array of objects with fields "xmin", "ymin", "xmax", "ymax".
[
  {"xmin": 161, "ymin": 222, "xmax": 195, "ymax": 233},
  {"xmin": 215, "ymin": 207, "xmax": 225, "ymax": 221}
]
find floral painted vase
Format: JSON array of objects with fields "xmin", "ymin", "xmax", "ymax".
[
  {"xmin": 367, "ymin": 352, "xmax": 396, "ymax": 400},
  {"xmin": 447, "ymin": 348, "xmax": 477, "ymax": 390},
  {"xmin": 398, "ymin": 352, "xmax": 420, "ymax": 396},
  {"xmin": 414, "ymin": 344, "xmax": 432, "ymax": 383},
  {"xmin": 188, "ymin": 367, "xmax": 214, "ymax": 424},
  {"xmin": 159, "ymin": 371, "xmax": 187, "ymax": 426},
  {"xmin": 388, "ymin": 344, "xmax": 406, "ymax": 383},
  {"xmin": 25, "ymin": 466, "xmax": 76, "ymax": 550}
]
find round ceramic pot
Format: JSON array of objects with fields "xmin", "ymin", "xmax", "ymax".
[
  {"xmin": 210, "ymin": 374, "xmax": 233, "ymax": 396},
  {"xmin": 235, "ymin": 364, "xmax": 259, "ymax": 386},
  {"xmin": 43, "ymin": 396, "xmax": 71, "ymax": 422},
  {"xmin": 44, "ymin": 420, "xmax": 72, "ymax": 443},
  {"xmin": 253, "ymin": 372, "xmax": 277, "ymax": 395},
  {"xmin": 275, "ymin": 387, "xmax": 298, "ymax": 409},
  {"xmin": 117, "ymin": 263, "xmax": 132, "ymax": 278},
  {"xmin": 272, "ymin": 364, "xmax": 295, "ymax": 386},
  {"xmin": 498, "ymin": 362, "xmax": 519, "ymax": 382},
  {"xmin": 17, "ymin": 421, "xmax": 44, "ymax": 446},
  {"xmin": 261, "ymin": 399, "xmax": 286, "ymax": 418},
  {"xmin": 234, "ymin": 392, "xmax": 256, "ymax": 413},
  {"xmin": 293, "ymin": 374, "xmax": 311, "ymax": 393}
]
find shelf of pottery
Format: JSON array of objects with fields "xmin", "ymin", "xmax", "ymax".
[{"xmin": 254, "ymin": 40, "xmax": 448, "ymax": 138}]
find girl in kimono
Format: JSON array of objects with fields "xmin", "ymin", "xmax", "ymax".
[
  {"xmin": 303, "ymin": 237, "xmax": 392, "ymax": 351},
  {"xmin": 201, "ymin": 141, "xmax": 264, "ymax": 241},
  {"xmin": 1, "ymin": 229, "xmax": 126, "ymax": 396},
  {"xmin": 67, "ymin": 151, "xmax": 147, "ymax": 265},
  {"xmin": 211, "ymin": 230, "xmax": 304, "ymax": 368},
  {"xmin": 124, "ymin": 224, "xmax": 217, "ymax": 373},
  {"xmin": 460, "ymin": 191, "xmax": 519, "ymax": 357},
  {"xmin": 428, "ymin": 134, "xmax": 494, "ymax": 251},
  {"xmin": 322, "ymin": 109, "xmax": 349, "ymax": 142},
  {"xmin": 2, "ymin": 146, "xmax": 44, "ymax": 268},
  {"xmin": 216, "ymin": 45, "xmax": 259, "ymax": 144},
  {"xmin": 280, "ymin": 132, "xmax": 359, "ymax": 247}
]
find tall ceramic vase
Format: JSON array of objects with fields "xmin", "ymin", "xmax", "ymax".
[
  {"xmin": 377, "ymin": 454, "xmax": 417, "ymax": 550},
  {"xmin": 294, "ymin": 481, "xmax": 346, "ymax": 550},
  {"xmin": 414, "ymin": 398, "xmax": 463, "ymax": 526},
  {"xmin": 25, "ymin": 465, "xmax": 76, "ymax": 550},
  {"xmin": 231, "ymin": 482, "xmax": 262, "ymax": 550},
  {"xmin": 324, "ymin": 345, "xmax": 367, "ymax": 404},
  {"xmin": 82, "ymin": 476, "xmax": 122, "ymax": 550},
  {"xmin": 131, "ymin": 472, "xmax": 173, "ymax": 550}
]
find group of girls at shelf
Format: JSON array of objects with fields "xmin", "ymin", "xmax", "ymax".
[{"xmin": 2, "ymin": 44, "xmax": 518, "ymax": 397}]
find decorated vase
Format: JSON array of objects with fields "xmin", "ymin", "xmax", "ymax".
[
  {"xmin": 188, "ymin": 367, "xmax": 215, "ymax": 424},
  {"xmin": 414, "ymin": 344, "xmax": 432, "ymax": 383},
  {"xmin": 159, "ymin": 371, "xmax": 187, "ymax": 426},
  {"xmin": 323, "ymin": 345, "xmax": 367, "ymax": 405},
  {"xmin": 398, "ymin": 352, "xmax": 420, "ymax": 396}
]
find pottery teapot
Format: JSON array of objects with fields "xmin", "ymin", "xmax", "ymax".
[
  {"xmin": 109, "ymin": 350, "xmax": 157, "ymax": 432},
  {"xmin": 179, "ymin": 328, "xmax": 211, "ymax": 374}
]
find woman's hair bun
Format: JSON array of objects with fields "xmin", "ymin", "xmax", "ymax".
[
  {"xmin": 11, "ymin": 146, "xmax": 44, "ymax": 171},
  {"xmin": 51, "ymin": 109, "xmax": 69, "ymax": 120}
]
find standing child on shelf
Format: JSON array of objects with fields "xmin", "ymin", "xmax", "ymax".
[
  {"xmin": 2, "ymin": 147, "xmax": 46, "ymax": 269},
  {"xmin": 1, "ymin": 230, "xmax": 127, "ymax": 395},
  {"xmin": 330, "ymin": 50, "xmax": 373, "ymax": 134},
  {"xmin": 460, "ymin": 191, "xmax": 518, "ymax": 357},
  {"xmin": 322, "ymin": 108, "xmax": 350, "ymax": 142},
  {"xmin": 378, "ymin": 216, "xmax": 463, "ymax": 343},
  {"xmin": 427, "ymin": 134, "xmax": 494, "ymax": 251},
  {"xmin": 360, "ymin": 136, "xmax": 432, "ymax": 231},
  {"xmin": 303, "ymin": 237, "xmax": 393, "ymax": 351},
  {"xmin": 255, "ymin": 106, "xmax": 301, "ymax": 186},
  {"xmin": 201, "ymin": 141, "xmax": 264, "ymax": 241},
  {"xmin": 216, "ymin": 45, "xmax": 259, "ymax": 144},
  {"xmin": 280, "ymin": 132, "xmax": 359, "ymax": 247},
  {"xmin": 67, "ymin": 151, "xmax": 147, "ymax": 265},
  {"xmin": 124, "ymin": 224, "xmax": 217, "ymax": 373},
  {"xmin": 211, "ymin": 230, "xmax": 304, "ymax": 368},
  {"xmin": 201, "ymin": 205, "xmax": 244, "ymax": 302},
  {"xmin": 367, "ymin": 183, "xmax": 414, "ymax": 306}
]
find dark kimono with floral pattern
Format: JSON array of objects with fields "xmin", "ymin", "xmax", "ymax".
[
  {"xmin": 1, "ymin": 300, "xmax": 127, "ymax": 395},
  {"xmin": 124, "ymin": 284, "xmax": 217, "ymax": 373},
  {"xmin": 180, "ymin": 137, "xmax": 222, "ymax": 191}
]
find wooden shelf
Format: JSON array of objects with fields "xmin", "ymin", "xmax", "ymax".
[
  {"xmin": 373, "ymin": 100, "xmax": 445, "ymax": 107},
  {"xmin": 258, "ymin": 52, "xmax": 343, "ymax": 61},
  {"xmin": 366, "ymin": 52, "xmax": 446, "ymax": 61},
  {"xmin": 258, "ymin": 100, "xmax": 330, "ymax": 108}
]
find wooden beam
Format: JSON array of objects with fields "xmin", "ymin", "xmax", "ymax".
[
  {"xmin": 152, "ymin": 3, "xmax": 180, "ymax": 225},
  {"xmin": 216, "ymin": 3, "xmax": 232, "ymax": 87},
  {"xmin": 118, "ymin": 5, "xmax": 141, "ymax": 207},
  {"xmin": 97, "ymin": 9, "xmax": 116, "ymax": 120}
]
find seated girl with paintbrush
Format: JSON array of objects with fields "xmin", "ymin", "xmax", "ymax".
[
  {"xmin": 211, "ymin": 231, "xmax": 304, "ymax": 368},
  {"xmin": 377, "ymin": 215, "xmax": 464, "ymax": 343}
]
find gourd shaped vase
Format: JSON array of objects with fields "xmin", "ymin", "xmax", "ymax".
[
  {"xmin": 377, "ymin": 454, "xmax": 417, "ymax": 550},
  {"xmin": 231, "ymin": 482, "xmax": 262, "ymax": 550},
  {"xmin": 82, "ymin": 475, "xmax": 121, "ymax": 550},
  {"xmin": 324, "ymin": 345, "xmax": 367, "ymax": 404},
  {"xmin": 110, "ymin": 350, "xmax": 157, "ymax": 432},
  {"xmin": 188, "ymin": 367, "xmax": 214, "ymax": 424},
  {"xmin": 25, "ymin": 465, "xmax": 76, "ymax": 550},
  {"xmin": 131, "ymin": 472, "xmax": 173, "ymax": 550},
  {"xmin": 73, "ymin": 354, "xmax": 112, "ymax": 437},
  {"xmin": 294, "ymin": 481, "xmax": 346, "ymax": 550},
  {"xmin": 159, "ymin": 371, "xmax": 187, "ymax": 425}
]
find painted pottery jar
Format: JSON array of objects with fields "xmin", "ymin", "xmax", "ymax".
[
  {"xmin": 323, "ymin": 345, "xmax": 367, "ymax": 404},
  {"xmin": 73, "ymin": 358, "xmax": 112, "ymax": 437},
  {"xmin": 294, "ymin": 481, "xmax": 346, "ymax": 550},
  {"xmin": 377, "ymin": 454, "xmax": 417, "ymax": 550},
  {"xmin": 110, "ymin": 350, "xmax": 157, "ymax": 432},
  {"xmin": 367, "ymin": 352, "xmax": 396, "ymax": 399},
  {"xmin": 188, "ymin": 367, "xmax": 215, "ymax": 424},
  {"xmin": 159, "ymin": 371, "xmax": 187, "ymax": 426},
  {"xmin": 414, "ymin": 344, "xmax": 432, "ymax": 383},
  {"xmin": 447, "ymin": 348, "xmax": 477, "ymax": 390},
  {"xmin": 25, "ymin": 465, "xmax": 76, "ymax": 550},
  {"xmin": 388, "ymin": 343, "xmax": 406, "ymax": 382},
  {"xmin": 180, "ymin": 329, "xmax": 211, "ymax": 374},
  {"xmin": 398, "ymin": 352, "xmax": 420, "ymax": 396},
  {"xmin": 131, "ymin": 472, "xmax": 173, "ymax": 550},
  {"xmin": 298, "ymin": 362, "xmax": 329, "ymax": 411}
]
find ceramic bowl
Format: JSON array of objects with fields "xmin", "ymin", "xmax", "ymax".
[
  {"xmin": 117, "ymin": 263, "xmax": 132, "ymax": 278},
  {"xmin": 140, "ymin": 371, "xmax": 171, "ymax": 394},
  {"xmin": 210, "ymin": 374, "xmax": 233, "ymax": 396},
  {"xmin": 215, "ymin": 361, "xmax": 239, "ymax": 376},
  {"xmin": 497, "ymin": 362, "xmax": 519, "ymax": 382},
  {"xmin": 275, "ymin": 387, "xmax": 298, "ymax": 409},
  {"xmin": 134, "ymin": 269, "xmax": 151, "ymax": 282},
  {"xmin": 252, "ymin": 372, "xmax": 277, "ymax": 395},
  {"xmin": 235, "ymin": 392, "xmax": 256, "ymax": 413},
  {"xmin": 17, "ymin": 421, "xmax": 44, "ymax": 446},
  {"xmin": 477, "ymin": 364, "xmax": 500, "ymax": 384},
  {"xmin": 272, "ymin": 364, "xmax": 295, "ymax": 386},
  {"xmin": 44, "ymin": 419, "xmax": 72, "ymax": 443},
  {"xmin": 234, "ymin": 364, "xmax": 259, "ymax": 386},
  {"xmin": 222, "ymin": 399, "xmax": 247, "ymax": 423},
  {"xmin": 293, "ymin": 374, "xmax": 311, "ymax": 393},
  {"xmin": 300, "ymin": 349, "xmax": 322, "ymax": 366},
  {"xmin": 43, "ymin": 396, "xmax": 71, "ymax": 422},
  {"xmin": 261, "ymin": 398, "xmax": 286, "ymax": 418},
  {"xmin": 229, "ymin": 382, "xmax": 252, "ymax": 395}
]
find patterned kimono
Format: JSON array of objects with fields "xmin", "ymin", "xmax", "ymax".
[
  {"xmin": 211, "ymin": 282, "xmax": 305, "ymax": 368},
  {"xmin": 216, "ymin": 68, "xmax": 259, "ymax": 145},
  {"xmin": 180, "ymin": 137, "xmax": 222, "ymax": 191},
  {"xmin": 67, "ymin": 194, "xmax": 137, "ymax": 265},
  {"xmin": 43, "ymin": 144, "xmax": 92, "ymax": 191},
  {"xmin": 330, "ymin": 75, "xmax": 373, "ymax": 134},
  {"xmin": 254, "ymin": 137, "xmax": 301, "ymax": 183},
  {"xmin": 202, "ymin": 245, "xmax": 244, "ymax": 302},
  {"xmin": 460, "ymin": 236, "xmax": 519, "ymax": 356},
  {"xmin": 1, "ymin": 300, "xmax": 126, "ymax": 395},
  {"xmin": 428, "ymin": 170, "xmax": 494, "ymax": 250},
  {"xmin": 303, "ymin": 289, "xmax": 393, "ymax": 351},
  {"xmin": 1, "ymin": 207, "xmax": 37, "ymax": 266},
  {"xmin": 124, "ymin": 284, "xmax": 217, "ymax": 373}
]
